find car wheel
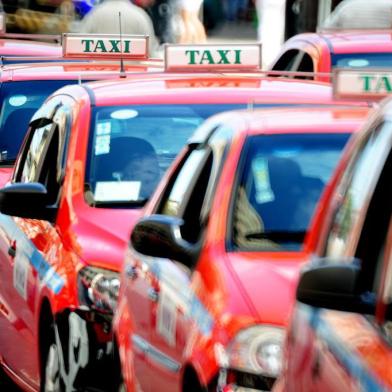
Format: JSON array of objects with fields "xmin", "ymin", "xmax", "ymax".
[
  {"xmin": 43, "ymin": 343, "xmax": 62, "ymax": 392},
  {"xmin": 41, "ymin": 312, "xmax": 89, "ymax": 392}
]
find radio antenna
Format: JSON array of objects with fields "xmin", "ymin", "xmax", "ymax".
[{"xmin": 119, "ymin": 12, "xmax": 126, "ymax": 78}]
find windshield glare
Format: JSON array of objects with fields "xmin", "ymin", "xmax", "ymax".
[
  {"xmin": 332, "ymin": 53, "xmax": 392, "ymax": 68},
  {"xmin": 231, "ymin": 133, "xmax": 350, "ymax": 251},
  {"xmin": 0, "ymin": 80, "xmax": 75, "ymax": 163},
  {"xmin": 86, "ymin": 104, "xmax": 257, "ymax": 207}
]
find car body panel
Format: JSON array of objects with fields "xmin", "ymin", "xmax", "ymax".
[
  {"xmin": 114, "ymin": 106, "xmax": 369, "ymax": 392},
  {"xmin": 271, "ymin": 30, "xmax": 392, "ymax": 82},
  {"xmin": 275, "ymin": 99, "xmax": 392, "ymax": 392}
]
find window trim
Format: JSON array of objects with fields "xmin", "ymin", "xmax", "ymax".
[{"xmin": 156, "ymin": 145, "xmax": 212, "ymax": 220}]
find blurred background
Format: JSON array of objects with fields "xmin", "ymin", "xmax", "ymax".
[{"xmin": 0, "ymin": 0, "xmax": 346, "ymax": 42}]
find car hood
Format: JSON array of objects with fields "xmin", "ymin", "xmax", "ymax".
[
  {"xmin": 0, "ymin": 167, "xmax": 12, "ymax": 187},
  {"xmin": 72, "ymin": 207, "xmax": 142, "ymax": 272},
  {"xmin": 225, "ymin": 252, "xmax": 307, "ymax": 326}
]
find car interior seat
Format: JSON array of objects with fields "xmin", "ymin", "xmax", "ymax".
[
  {"xmin": 255, "ymin": 156, "xmax": 305, "ymax": 231},
  {"xmin": 93, "ymin": 136, "xmax": 161, "ymax": 201}
]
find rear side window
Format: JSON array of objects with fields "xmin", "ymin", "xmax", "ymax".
[
  {"xmin": 20, "ymin": 123, "xmax": 53, "ymax": 183},
  {"xmin": 324, "ymin": 122, "xmax": 392, "ymax": 259},
  {"xmin": 272, "ymin": 49, "xmax": 314, "ymax": 78},
  {"xmin": 0, "ymin": 80, "xmax": 75, "ymax": 164}
]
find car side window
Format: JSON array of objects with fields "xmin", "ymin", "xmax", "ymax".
[
  {"xmin": 379, "ymin": 221, "xmax": 392, "ymax": 313},
  {"xmin": 18, "ymin": 122, "xmax": 54, "ymax": 183},
  {"xmin": 272, "ymin": 49, "xmax": 301, "ymax": 71},
  {"xmin": 272, "ymin": 49, "xmax": 314, "ymax": 78},
  {"xmin": 324, "ymin": 121, "xmax": 392, "ymax": 260},
  {"xmin": 354, "ymin": 147, "xmax": 392, "ymax": 293},
  {"xmin": 158, "ymin": 147, "xmax": 213, "ymax": 243},
  {"xmin": 14, "ymin": 98, "xmax": 72, "ymax": 205}
]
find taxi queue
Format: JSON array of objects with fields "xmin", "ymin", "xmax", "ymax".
[{"xmin": 0, "ymin": 27, "xmax": 390, "ymax": 392}]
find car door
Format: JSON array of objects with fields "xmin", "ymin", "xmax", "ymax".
[
  {"xmin": 128, "ymin": 125, "xmax": 232, "ymax": 391},
  {"xmin": 0, "ymin": 96, "xmax": 72, "ymax": 385},
  {"xmin": 286, "ymin": 119, "xmax": 392, "ymax": 391}
]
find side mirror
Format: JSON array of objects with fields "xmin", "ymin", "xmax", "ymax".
[
  {"xmin": 131, "ymin": 214, "xmax": 197, "ymax": 266},
  {"xmin": 297, "ymin": 258, "xmax": 374, "ymax": 314},
  {"xmin": 0, "ymin": 182, "xmax": 57, "ymax": 222}
]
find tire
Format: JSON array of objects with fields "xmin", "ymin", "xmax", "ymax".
[
  {"xmin": 43, "ymin": 343, "xmax": 62, "ymax": 392},
  {"xmin": 41, "ymin": 312, "xmax": 89, "ymax": 392}
]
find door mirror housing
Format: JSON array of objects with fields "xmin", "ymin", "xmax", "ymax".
[
  {"xmin": 131, "ymin": 214, "xmax": 197, "ymax": 266},
  {"xmin": 0, "ymin": 182, "xmax": 57, "ymax": 222},
  {"xmin": 297, "ymin": 258, "xmax": 374, "ymax": 314}
]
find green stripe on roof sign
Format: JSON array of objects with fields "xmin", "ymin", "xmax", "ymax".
[
  {"xmin": 81, "ymin": 39, "xmax": 132, "ymax": 53},
  {"xmin": 333, "ymin": 68, "xmax": 392, "ymax": 100},
  {"xmin": 360, "ymin": 75, "xmax": 392, "ymax": 93},
  {"xmin": 185, "ymin": 49, "xmax": 242, "ymax": 65},
  {"xmin": 164, "ymin": 43, "xmax": 262, "ymax": 72}
]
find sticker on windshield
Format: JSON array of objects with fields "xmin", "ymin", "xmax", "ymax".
[
  {"xmin": 96, "ymin": 121, "xmax": 111, "ymax": 136},
  {"xmin": 9, "ymin": 95, "xmax": 28, "ymax": 107},
  {"xmin": 13, "ymin": 251, "xmax": 30, "ymax": 300},
  {"xmin": 110, "ymin": 109, "xmax": 138, "ymax": 120},
  {"xmin": 94, "ymin": 181, "xmax": 141, "ymax": 202},
  {"xmin": 252, "ymin": 157, "xmax": 274, "ymax": 203},
  {"xmin": 347, "ymin": 59, "xmax": 369, "ymax": 68},
  {"xmin": 95, "ymin": 135, "xmax": 111, "ymax": 156}
]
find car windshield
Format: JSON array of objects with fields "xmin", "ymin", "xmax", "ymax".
[
  {"xmin": 0, "ymin": 80, "xmax": 76, "ymax": 164},
  {"xmin": 332, "ymin": 53, "xmax": 392, "ymax": 68},
  {"xmin": 231, "ymin": 133, "xmax": 350, "ymax": 252},
  {"xmin": 85, "ymin": 103, "xmax": 279, "ymax": 208}
]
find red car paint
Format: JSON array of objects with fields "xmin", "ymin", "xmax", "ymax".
[
  {"xmin": 114, "ymin": 106, "xmax": 369, "ymax": 392},
  {"xmin": 274, "ymin": 99, "xmax": 392, "ymax": 392},
  {"xmin": 270, "ymin": 30, "xmax": 392, "ymax": 82}
]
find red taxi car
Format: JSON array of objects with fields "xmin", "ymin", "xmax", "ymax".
[
  {"xmin": 115, "ymin": 105, "xmax": 369, "ymax": 392},
  {"xmin": 270, "ymin": 30, "xmax": 392, "ymax": 82},
  {"xmin": 274, "ymin": 71, "xmax": 392, "ymax": 392},
  {"xmin": 0, "ymin": 43, "xmax": 362, "ymax": 392},
  {"xmin": 0, "ymin": 33, "xmax": 163, "ymax": 186},
  {"xmin": 0, "ymin": 45, "xmax": 358, "ymax": 390}
]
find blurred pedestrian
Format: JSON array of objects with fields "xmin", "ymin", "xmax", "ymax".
[
  {"xmin": 323, "ymin": 0, "xmax": 392, "ymax": 30},
  {"xmin": 78, "ymin": 0, "xmax": 159, "ymax": 52},
  {"xmin": 178, "ymin": 0, "xmax": 206, "ymax": 43},
  {"xmin": 254, "ymin": 0, "xmax": 286, "ymax": 68},
  {"xmin": 224, "ymin": 0, "xmax": 249, "ymax": 21}
]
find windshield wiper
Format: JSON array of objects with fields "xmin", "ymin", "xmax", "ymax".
[
  {"xmin": 245, "ymin": 230, "xmax": 306, "ymax": 242},
  {"xmin": 92, "ymin": 199, "xmax": 148, "ymax": 208}
]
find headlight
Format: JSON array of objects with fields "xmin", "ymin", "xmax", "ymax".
[
  {"xmin": 221, "ymin": 325, "xmax": 285, "ymax": 378},
  {"xmin": 78, "ymin": 266, "xmax": 120, "ymax": 314}
]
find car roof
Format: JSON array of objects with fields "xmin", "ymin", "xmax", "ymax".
[
  {"xmin": 210, "ymin": 106, "xmax": 369, "ymax": 137},
  {"xmin": 0, "ymin": 38, "xmax": 62, "ymax": 56},
  {"xmin": 292, "ymin": 30, "xmax": 392, "ymax": 54},
  {"xmin": 76, "ymin": 76, "xmax": 339, "ymax": 106},
  {"xmin": 0, "ymin": 61, "xmax": 164, "ymax": 81}
]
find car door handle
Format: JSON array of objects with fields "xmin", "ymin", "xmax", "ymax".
[{"xmin": 8, "ymin": 242, "xmax": 16, "ymax": 258}]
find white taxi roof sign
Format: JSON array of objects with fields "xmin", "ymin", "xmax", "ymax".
[
  {"xmin": 164, "ymin": 43, "xmax": 262, "ymax": 72},
  {"xmin": 62, "ymin": 33, "xmax": 149, "ymax": 60},
  {"xmin": 333, "ymin": 68, "xmax": 392, "ymax": 100}
]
